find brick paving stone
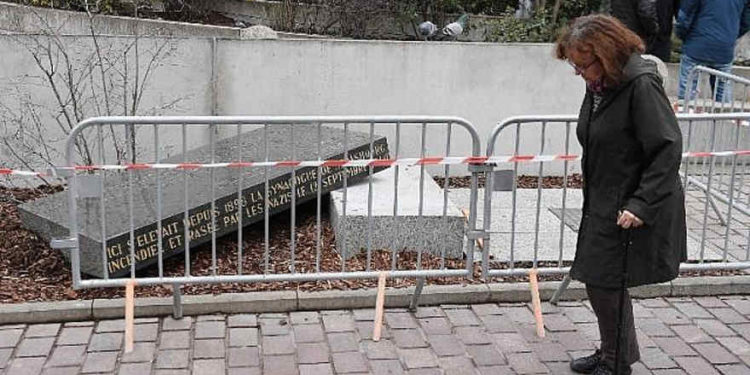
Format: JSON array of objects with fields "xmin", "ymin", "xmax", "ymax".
[
  {"xmin": 162, "ymin": 316, "xmax": 192, "ymax": 331},
  {"xmin": 409, "ymin": 369, "xmax": 442, "ymax": 375},
  {"xmin": 652, "ymin": 337, "xmax": 697, "ymax": 357},
  {"xmin": 197, "ymin": 314, "xmax": 225, "ymax": 321},
  {"xmin": 718, "ymin": 336, "xmax": 750, "ymax": 356},
  {"xmin": 0, "ymin": 324, "xmax": 25, "ymax": 330},
  {"xmin": 456, "ymin": 326, "xmax": 492, "ymax": 345},
  {"xmin": 299, "ymin": 363, "xmax": 334, "ymax": 375},
  {"xmin": 0, "ymin": 348, "xmax": 12, "ymax": 369},
  {"xmin": 439, "ymin": 355, "xmax": 476, "ymax": 374},
  {"xmin": 472, "ymin": 304, "xmax": 503, "ymax": 316},
  {"xmin": 364, "ymin": 339, "xmax": 398, "ymax": 360},
  {"xmin": 121, "ymin": 342, "xmax": 156, "ymax": 363},
  {"xmin": 419, "ymin": 318, "xmax": 452, "ymax": 335},
  {"xmin": 263, "ymin": 335, "xmax": 296, "ymax": 355},
  {"xmin": 298, "ymin": 342, "xmax": 330, "ymax": 364},
  {"xmin": 631, "ymin": 361, "xmax": 651, "ymax": 375},
  {"xmin": 332, "ymin": 351, "xmax": 369, "ymax": 373},
  {"xmin": 193, "ymin": 338, "xmax": 225, "ymax": 359},
  {"xmin": 195, "ymin": 321, "xmax": 226, "ymax": 339},
  {"xmin": 118, "ymin": 362, "xmax": 153, "ymax": 375},
  {"xmin": 327, "ymin": 332, "xmax": 359, "ymax": 353},
  {"xmin": 561, "ymin": 306, "xmax": 597, "ymax": 323},
  {"xmin": 577, "ymin": 322, "xmax": 601, "ymax": 342},
  {"xmin": 549, "ymin": 331, "xmax": 596, "ymax": 351},
  {"xmin": 25, "ymin": 323, "xmax": 60, "ymax": 337},
  {"xmin": 427, "ymin": 334, "xmax": 467, "ymax": 357},
  {"xmin": 671, "ymin": 325, "xmax": 713, "ymax": 344},
  {"xmin": 228, "ymin": 347, "xmax": 260, "ymax": 367},
  {"xmin": 260, "ymin": 318, "xmax": 291, "ymax": 336},
  {"xmin": 370, "ymin": 359, "xmax": 405, "ymax": 375},
  {"xmin": 5, "ymin": 357, "xmax": 46, "ymax": 375},
  {"xmin": 638, "ymin": 318, "xmax": 675, "ymax": 337},
  {"xmin": 153, "ymin": 370, "xmax": 190, "ymax": 375},
  {"xmin": 442, "ymin": 305, "xmax": 469, "ymax": 310},
  {"xmin": 322, "ymin": 314, "xmax": 355, "ymax": 333},
  {"xmin": 445, "ymin": 309, "xmax": 482, "ymax": 327},
  {"xmin": 392, "ymin": 329, "xmax": 428, "ymax": 348},
  {"xmin": 695, "ymin": 320, "xmax": 737, "ymax": 337},
  {"xmin": 674, "ymin": 355, "xmax": 721, "ymax": 375},
  {"xmin": 652, "ymin": 307, "xmax": 691, "ymax": 326},
  {"xmin": 155, "ymin": 350, "xmax": 189, "ymax": 369},
  {"xmin": 695, "ymin": 297, "xmax": 727, "ymax": 308},
  {"xmin": 506, "ymin": 352, "xmax": 549, "ymax": 374},
  {"xmin": 692, "ymin": 343, "xmax": 739, "ymax": 364},
  {"xmin": 492, "ymin": 332, "xmax": 531, "ymax": 353},
  {"xmin": 42, "ymin": 367, "xmax": 81, "ymax": 375},
  {"xmin": 320, "ymin": 310, "xmax": 349, "ymax": 316},
  {"xmin": 466, "ymin": 344, "xmax": 506, "ymax": 366},
  {"xmin": 160, "ymin": 330, "xmax": 190, "ymax": 349},
  {"xmin": 399, "ymin": 348, "xmax": 438, "ymax": 369},
  {"xmin": 498, "ymin": 306, "xmax": 535, "ymax": 324},
  {"xmin": 194, "ymin": 359, "xmax": 225, "ymax": 374},
  {"xmin": 355, "ymin": 321, "xmax": 390, "ymax": 340},
  {"xmin": 652, "ymin": 370, "xmax": 687, "ymax": 375},
  {"xmin": 96, "ymin": 319, "xmax": 125, "ymax": 332},
  {"xmin": 544, "ymin": 362, "xmax": 580, "ymax": 375},
  {"xmin": 81, "ymin": 351, "xmax": 118, "ymax": 373},
  {"xmin": 730, "ymin": 323, "xmax": 750, "ymax": 340},
  {"xmin": 477, "ymin": 365, "xmax": 516, "ymax": 375},
  {"xmin": 479, "ymin": 315, "xmax": 517, "ymax": 333},
  {"xmin": 135, "ymin": 323, "xmax": 159, "ymax": 342},
  {"xmin": 48, "ymin": 345, "xmax": 86, "ymax": 367},
  {"xmin": 637, "ymin": 329, "xmax": 658, "ymax": 350},
  {"xmin": 543, "ymin": 314, "xmax": 577, "ymax": 332},
  {"xmin": 633, "ymin": 303, "xmax": 656, "ymax": 319},
  {"xmin": 723, "ymin": 299, "xmax": 750, "ymax": 315},
  {"xmin": 352, "ymin": 309, "xmax": 375, "ymax": 321},
  {"xmin": 57, "ymin": 326, "xmax": 93, "ymax": 345},
  {"xmin": 89, "ymin": 332, "xmax": 123, "ymax": 351},
  {"xmin": 709, "ymin": 308, "xmax": 748, "ymax": 324},
  {"xmin": 516, "ymin": 324, "xmax": 548, "ymax": 344},
  {"xmin": 529, "ymin": 342, "xmax": 571, "ymax": 362},
  {"xmin": 641, "ymin": 298, "xmax": 670, "ymax": 308},
  {"xmin": 291, "ymin": 312, "xmax": 320, "ymax": 325},
  {"xmin": 229, "ymin": 327, "xmax": 259, "ymax": 347},
  {"xmin": 673, "ymin": 303, "xmax": 713, "ymax": 319},
  {"xmin": 414, "ymin": 307, "xmax": 444, "ymax": 319},
  {"xmin": 228, "ymin": 314, "xmax": 258, "ymax": 327},
  {"xmin": 716, "ymin": 364, "xmax": 750, "ymax": 375},
  {"xmin": 16, "ymin": 337, "xmax": 55, "ymax": 357},
  {"xmin": 385, "ymin": 312, "xmax": 418, "ymax": 329},
  {"xmin": 639, "ymin": 347, "xmax": 678, "ymax": 370},
  {"xmin": 294, "ymin": 324, "xmax": 325, "ymax": 343}
]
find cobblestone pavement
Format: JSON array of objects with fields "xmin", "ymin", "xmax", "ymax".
[{"xmin": 1, "ymin": 295, "xmax": 749, "ymax": 374}]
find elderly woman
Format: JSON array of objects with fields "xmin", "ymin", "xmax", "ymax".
[{"xmin": 555, "ymin": 15, "xmax": 687, "ymax": 375}]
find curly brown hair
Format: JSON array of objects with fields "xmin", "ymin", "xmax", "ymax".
[{"xmin": 555, "ymin": 15, "xmax": 645, "ymax": 86}]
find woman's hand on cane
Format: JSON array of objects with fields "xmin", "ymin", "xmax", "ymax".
[{"xmin": 617, "ymin": 210, "xmax": 643, "ymax": 229}]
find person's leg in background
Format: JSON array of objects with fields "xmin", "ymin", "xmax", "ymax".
[
  {"xmin": 678, "ymin": 54, "xmax": 701, "ymax": 102},
  {"xmin": 586, "ymin": 284, "xmax": 640, "ymax": 373},
  {"xmin": 707, "ymin": 62, "xmax": 734, "ymax": 104}
]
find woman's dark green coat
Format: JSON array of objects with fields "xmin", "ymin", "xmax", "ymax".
[{"xmin": 571, "ymin": 54, "xmax": 687, "ymax": 289}]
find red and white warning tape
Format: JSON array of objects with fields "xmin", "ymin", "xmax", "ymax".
[{"xmin": 2, "ymin": 150, "xmax": 749, "ymax": 177}]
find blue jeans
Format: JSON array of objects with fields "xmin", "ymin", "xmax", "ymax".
[{"xmin": 678, "ymin": 54, "xmax": 733, "ymax": 103}]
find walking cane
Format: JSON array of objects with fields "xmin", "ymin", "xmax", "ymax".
[{"xmin": 614, "ymin": 228, "xmax": 632, "ymax": 375}]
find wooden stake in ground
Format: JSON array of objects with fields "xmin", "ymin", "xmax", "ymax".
[
  {"xmin": 372, "ymin": 271, "xmax": 388, "ymax": 341},
  {"xmin": 124, "ymin": 279, "xmax": 136, "ymax": 353},
  {"xmin": 529, "ymin": 268, "xmax": 545, "ymax": 337},
  {"xmin": 460, "ymin": 208, "xmax": 484, "ymax": 249}
]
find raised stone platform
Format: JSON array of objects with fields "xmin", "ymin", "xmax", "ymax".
[{"xmin": 330, "ymin": 165, "xmax": 466, "ymax": 259}]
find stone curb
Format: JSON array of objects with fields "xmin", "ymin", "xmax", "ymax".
[{"xmin": 1, "ymin": 276, "xmax": 749, "ymax": 324}]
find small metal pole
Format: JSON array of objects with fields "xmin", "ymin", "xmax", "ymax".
[
  {"xmin": 172, "ymin": 283, "xmax": 183, "ymax": 319},
  {"xmin": 549, "ymin": 274, "xmax": 572, "ymax": 306},
  {"xmin": 409, "ymin": 277, "xmax": 426, "ymax": 312}
]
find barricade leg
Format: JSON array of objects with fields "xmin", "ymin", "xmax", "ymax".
[
  {"xmin": 550, "ymin": 274, "xmax": 572, "ymax": 305},
  {"xmin": 409, "ymin": 277, "xmax": 426, "ymax": 312}
]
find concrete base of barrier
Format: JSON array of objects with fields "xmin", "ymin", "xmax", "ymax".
[
  {"xmin": 329, "ymin": 165, "xmax": 466, "ymax": 259},
  {"xmin": 2, "ymin": 276, "xmax": 749, "ymax": 324}
]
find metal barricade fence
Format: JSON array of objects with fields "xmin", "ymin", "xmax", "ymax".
[
  {"xmin": 482, "ymin": 113, "xmax": 750, "ymax": 302},
  {"xmin": 52, "ymin": 116, "xmax": 484, "ymax": 315},
  {"xmin": 683, "ymin": 65, "xmax": 750, "ymax": 114}
]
